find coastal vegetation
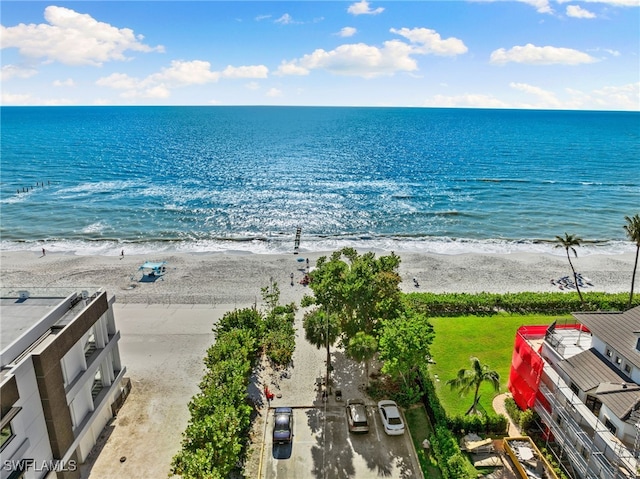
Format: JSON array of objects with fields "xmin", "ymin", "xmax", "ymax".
[
  {"xmin": 446, "ymin": 357, "xmax": 500, "ymax": 416},
  {"xmin": 624, "ymin": 213, "xmax": 640, "ymax": 308},
  {"xmin": 555, "ymin": 232, "xmax": 585, "ymax": 304},
  {"xmin": 170, "ymin": 285, "xmax": 295, "ymax": 479}
]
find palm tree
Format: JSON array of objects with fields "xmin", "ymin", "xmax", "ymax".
[
  {"xmin": 624, "ymin": 214, "xmax": 640, "ymax": 309},
  {"xmin": 302, "ymin": 309, "xmax": 340, "ymax": 390},
  {"xmin": 446, "ymin": 357, "xmax": 500, "ymax": 415},
  {"xmin": 555, "ymin": 232, "xmax": 584, "ymax": 304}
]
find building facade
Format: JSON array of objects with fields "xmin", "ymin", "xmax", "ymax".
[
  {"xmin": 509, "ymin": 306, "xmax": 640, "ymax": 479},
  {"xmin": 1, "ymin": 289, "xmax": 128, "ymax": 479}
]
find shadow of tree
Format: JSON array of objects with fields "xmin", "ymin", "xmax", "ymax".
[{"xmin": 308, "ymin": 408, "xmax": 356, "ymax": 479}]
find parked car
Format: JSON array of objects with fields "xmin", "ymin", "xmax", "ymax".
[
  {"xmin": 273, "ymin": 407, "xmax": 294, "ymax": 444},
  {"xmin": 378, "ymin": 400, "xmax": 405, "ymax": 435},
  {"xmin": 345, "ymin": 399, "xmax": 369, "ymax": 433}
]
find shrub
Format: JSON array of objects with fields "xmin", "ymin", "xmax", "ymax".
[{"xmin": 404, "ymin": 291, "xmax": 636, "ymax": 317}]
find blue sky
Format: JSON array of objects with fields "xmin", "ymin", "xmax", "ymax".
[{"xmin": 1, "ymin": 1, "xmax": 638, "ymax": 109}]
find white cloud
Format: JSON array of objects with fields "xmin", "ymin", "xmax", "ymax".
[
  {"xmin": 557, "ymin": 0, "xmax": 640, "ymax": 6},
  {"xmin": 566, "ymin": 5, "xmax": 596, "ymax": 18},
  {"xmin": 1, "ymin": 64, "xmax": 38, "ymax": 81},
  {"xmin": 148, "ymin": 60, "xmax": 220, "ymax": 86},
  {"xmin": 510, "ymin": 82, "xmax": 562, "ymax": 106},
  {"xmin": 222, "ymin": 65, "xmax": 268, "ymax": 79},
  {"xmin": 245, "ymin": 81, "xmax": 261, "ymax": 91},
  {"xmin": 347, "ymin": 1, "xmax": 384, "ymax": 16},
  {"xmin": 275, "ymin": 61, "xmax": 309, "ymax": 76},
  {"xmin": 1, "ymin": 92, "xmax": 34, "ymax": 104},
  {"xmin": 277, "ymin": 27, "xmax": 466, "ymax": 79},
  {"xmin": 338, "ymin": 27, "xmax": 357, "ymax": 38},
  {"xmin": 490, "ymin": 43, "xmax": 598, "ymax": 65},
  {"xmin": 390, "ymin": 27, "xmax": 468, "ymax": 56},
  {"xmin": 591, "ymin": 82, "xmax": 640, "ymax": 109},
  {"xmin": 278, "ymin": 41, "xmax": 417, "ymax": 79},
  {"xmin": 266, "ymin": 88, "xmax": 283, "ymax": 97},
  {"xmin": 518, "ymin": 0, "xmax": 554, "ymax": 14},
  {"xmin": 53, "ymin": 78, "xmax": 75, "ymax": 87},
  {"xmin": 96, "ymin": 60, "xmax": 268, "ymax": 99},
  {"xmin": 423, "ymin": 94, "xmax": 510, "ymax": 109},
  {"xmin": 0, "ymin": 6, "xmax": 164, "ymax": 67},
  {"xmin": 275, "ymin": 14, "xmax": 296, "ymax": 25}
]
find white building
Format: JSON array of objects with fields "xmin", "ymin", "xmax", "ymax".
[
  {"xmin": 509, "ymin": 306, "xmax": 640, "ymax": 479},
  {"xmin": 0, "ymin": 289, "xmax": 128, "ymax": 479}
]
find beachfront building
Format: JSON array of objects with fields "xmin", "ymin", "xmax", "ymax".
[
  {"xmin": 0, "ymin": 289, "xmax": 129, "ymax": 479},
  {"xmin": 508, "ymin": 306, "xmax": 640, "ymax": 479}
]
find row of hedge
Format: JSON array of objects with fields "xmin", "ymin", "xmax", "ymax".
[
  {"xmin": 171, "ymin": 285, "xmax": 297, "ymax": 479},
  {"xmin": 170, "ymin": 308, "xmax": 263, "ymax": 478},
  {"xmin": 404, "ymin": 291, "xmax": 637, "ymax": 316}
]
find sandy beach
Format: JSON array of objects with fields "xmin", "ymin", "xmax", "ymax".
[
  {"xmin": 0, "ymin": 249, "xmax": 635, "ymax": 478},
  {"xmin": 0, "ymin": 250, "xmax": 635, "ymax": 303}
]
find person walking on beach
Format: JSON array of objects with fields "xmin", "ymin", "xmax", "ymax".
[
  {"xmin": 42, "ymin": 248, "xmax": 46, "ymax": 256},
  {"xmin": 120, "ymin": 249, "xmax": 124, "ymax": 260}
]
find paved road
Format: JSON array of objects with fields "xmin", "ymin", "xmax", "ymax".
[{"xmin": 262, "ymin": 405, "xmax": 422, "ymax": 479}]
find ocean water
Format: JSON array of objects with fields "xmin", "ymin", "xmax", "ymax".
[{"xmin": 1, "ymin": 106, "xmax": 638, "ymax": 256}]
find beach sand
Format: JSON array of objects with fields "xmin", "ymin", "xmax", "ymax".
[
  {"xmin": 0, "ymin": 249, "xmax": 634, "ymax": 303},
  {"xmin": 0, "ymin": 249, "xmax": 634, "ymax": 478}
]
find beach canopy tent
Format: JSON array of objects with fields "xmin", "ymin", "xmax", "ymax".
[{"xmin": 138, "ymin": 261, "xmax": 167, "ymax": 277}]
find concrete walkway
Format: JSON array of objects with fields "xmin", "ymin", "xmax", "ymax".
[{"xmin": 493, "ymin": 392, "xmax": 520, "ymax": 437}]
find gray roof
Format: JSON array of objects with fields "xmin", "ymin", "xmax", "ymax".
[
  {"xmin": 558, "ymin": 348, "xmax": 630, "ymax": 392},
  {"xmin": 572, "ymin": 306, "xmax": 640, "ymax": 368},
  {"xmin": 557, "ymin": 348, "xmax": 640, "ymax": 422}
]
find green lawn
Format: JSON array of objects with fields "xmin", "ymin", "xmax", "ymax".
[
  {"xmin": 428, "ymin": 313, "xmax": 573, "ymax": 417},
  {"xmin": 405, "ymin": 404, "xmax": 443, "ymax": 479}
]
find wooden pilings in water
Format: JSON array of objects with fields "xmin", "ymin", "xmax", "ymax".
[{"xmin": 16, "ymin": 181, "xmax": 50, "ymax": 193}]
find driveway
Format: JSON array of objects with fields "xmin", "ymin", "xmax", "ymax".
[{"xmin": 261, "ymin": 405, "xmax": 422, "ymax": 479}]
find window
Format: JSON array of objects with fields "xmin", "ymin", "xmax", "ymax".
[
  {"xmin": 84, "ymin": 329, "xmax": 96, "ymax": 358},
  {"xmin": 636, "ymin": 338, "xmax": 640, "ymax": 352},
  {"xmin": 585, "ymin": 395, "xmax": 602, "ymax": 417},
  {"xmin": 0, "ymin": 407, "xmax": 20, "ymax": 451},
  {"xmin": 0, "ymin": 423, "xmax": 13, "ymax": 450},
  {"xmin": 615, "ymin": 356, "xmax": 622, "ymax": 365},
  {"xmin": 605, "ymin": 348, "xmax": 612, "ymax": 357},
  {"xmin": 604, "ymin": 418, "xmax": 617, "ymax": 435},
  {"xmin": 624, "ymin": 364, "xmax": 631, "ymax": 374}
]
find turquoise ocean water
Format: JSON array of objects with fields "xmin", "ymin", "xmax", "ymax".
[{"xmin": 1, "ymin": 106, "xmax": 638, "ymax": 256}]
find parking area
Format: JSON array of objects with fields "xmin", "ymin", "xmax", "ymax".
[{"xmin": 261, "ymin": 405, "xmax": 422, "ymax": 479}]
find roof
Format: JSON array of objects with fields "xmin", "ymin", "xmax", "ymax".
[
  {"xmin": 572, "ymin": 306, "xmax": 640, "ymax": 368},
  {"xmin": 557, "ymin": 348, "xmax": 640, "ymax": 422},
  {"xmin": 557, "ymin": 348, "xmax": 629, "ymax": 393}
]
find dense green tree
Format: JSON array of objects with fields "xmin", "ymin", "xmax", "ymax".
[
  {"xmin": 446, "ymin": 357, "xmax": 500, "ymax": 415},
  {"xmin": 378, "ymin": 312, "xmax": 434, "ymax": 389},
  {"xmin": 624, "ymin": 214, "xmax": 640, "ymax": 309},
  {"xmin": 555, "ymin": 232, "xmax": 584, "ymax": 304},
  {"xmin": 305, "ymin": 247, "xmax": 403, "ymax": 340},
  {"xmin": 346, "ymin": 332, "xmax": 378, "ymax": 383},
  {"xmin": 302, "ymin": 247, "xmax": 403, "ymax": 381}
]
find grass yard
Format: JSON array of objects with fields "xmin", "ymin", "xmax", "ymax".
[
  {"xmin": 428, "ymin": 313, "xmax": 573, "ymax": 417},
  {"xmin": 405, "ymin": 404, "xmax": 443, "ymax": 479}
]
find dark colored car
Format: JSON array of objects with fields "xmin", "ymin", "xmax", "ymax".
[
  {"xmin": 273, "ymin": 407, "xmax": 294, "ymax": 444},
  {"xmin": 346, "ymin": 399, "xmax": 369, "ymax": 433}
]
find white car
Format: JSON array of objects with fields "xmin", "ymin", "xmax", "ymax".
[{"xmin": 378, "ymin": 400, "xmax": 405, "ymax": 435}]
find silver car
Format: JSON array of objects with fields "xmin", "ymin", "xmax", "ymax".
[{"xmin": 346, "ymin": 399, "xmax": 369, "ymax": 433}]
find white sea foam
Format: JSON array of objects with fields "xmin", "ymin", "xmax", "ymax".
[{"xmin": 1, "ymin": 237, "xmax": 634, "ymax": 257}]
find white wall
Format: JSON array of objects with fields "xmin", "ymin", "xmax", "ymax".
[{"xmin": 1, "ymin": 358, "xmax": 52, "ymax": 479}]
